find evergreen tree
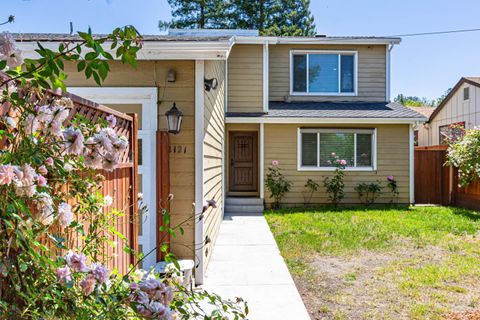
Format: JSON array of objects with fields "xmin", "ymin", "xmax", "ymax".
[
  {"xmin": 159, "ymin": 0, "xmax": 316, "ymax": 36},
  {"xmin": 159, "ymin": 0, "xmax": 231, "ymax": 30},
  {"xmin": 263, "ymin": 0, "xmax": 316, "ymax": 36}
]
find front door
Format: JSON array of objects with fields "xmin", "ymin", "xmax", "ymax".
[{"xmin": 229, "ymin": 131, "xmax": 258, "ymax": 193}]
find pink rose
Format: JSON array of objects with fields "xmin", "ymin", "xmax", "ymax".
[
  {"xmin": 58, "ymin": 202, "xmax": 73, "ymax": 228},
  {"xmin": 387, "ymin": 175, "xmax": 395, "ymax": 182},
  {"xmin": 37, "ymin": 175, "xmax": 47, "ymax": 187},
  {"xmin": 337, "ymin": 159, "xmax": 347, "ymax": 166},
  {"xmin": 63, "ymin": 127, "xmax": 85, "ymax": 155},
  {"xmin": 37, "ymin": 165, "xmax": 48, "ymax": 175},
  {"xmin": 129, "ymin": 282, "xmax": 140, "ymax": 291},
  {"xmin": 106, "ymin": 114, "xmax": 117, "ymax": 128},
  {"xmin": 65, "ymin": 251, "xmax": 89, "ymax": 272},
  {"xmin": 139, "ymin": 278, "xmax": 161, "ymax": 292},
  {"xmin": 271, "ymin": 160, "xmax": 279, "ymax": 166},
  {"xmin": 45, "ymin": 157, "xmax": 54, "ymax": 167},
  {"xmin": 56, "ymin": 266, "xmax": 72, "ymax": 283},
  {"xmin": 79, "ymin": 274, "xmax": 96, "ymax": 296},
  {"xmin": 91, "ymin": 263, "xmax": 109, "ymax": 284},
  {"xmin": 0, "ymin": 164, "xmax": 15, "ymax": 185}
]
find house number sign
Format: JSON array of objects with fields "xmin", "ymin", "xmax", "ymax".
[{"xmin": 169, "ymin": 145, "xmax": 187, "ymax": 154}]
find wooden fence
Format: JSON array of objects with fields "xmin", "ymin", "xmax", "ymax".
[
  {"xmin": 414, "ymin": 145, "xmax": 480, "ymax": 210},
  {"xmin": 1, "ymin": 90, "xmax": 139, "ymax": 274}
]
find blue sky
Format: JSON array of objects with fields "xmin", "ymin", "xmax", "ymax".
[{"xmin": 2, "ymin": 0, "xmax": 479, "ymax": 100}]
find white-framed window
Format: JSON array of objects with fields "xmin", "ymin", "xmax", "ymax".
[
  {"xmin": 290, "ymin": 50, "xmax": 358, "ymax": 96},
  {"xmin": 297, "ymin": 128, "xmax": 376, "ymax": 171}
]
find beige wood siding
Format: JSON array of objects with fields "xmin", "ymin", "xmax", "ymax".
[
  {"xmin": 269, "ymin": 44, "xmax": 387, "ymax": 102},
  {"xmin": 227, "ymin": 44, "xmax": 264, "ymax": 113},
  {"xmin": 264, "ymin": 124, "xmax": 410, "ymax": 206},
  {"xmin": 421, "ymin": 83, "xmax": 480, "ymax": 146},
  {"xmin": 203, "ymin": 60, "xmax": 225, "ymax": 267},
  {"xmin": 65, "ymin": 60, "xmax": 196, "ymax": 260}
]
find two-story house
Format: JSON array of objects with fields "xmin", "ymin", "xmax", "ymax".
[{"xmin": 15, "ymin": 30, "xmax": 426, "ymax": 284}]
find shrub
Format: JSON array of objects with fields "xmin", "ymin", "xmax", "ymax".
[
  {"xmin": 323, "ymin": 159, "xmax": 346, "ymax": 206},
  {"xmin": 354, "ymin": 181, "xmax": 383, "ymax": 206},
  {"xmin": 266, "ymin": 160, "xmax": 292, "ymax": 209},
  {"xmin": 303, "ymin": 178, "xmax": 320, "ymax": 206},
  {"xmin": 446, "ymin": 127, "xmax": 480, "ymax": 187},
  {"xmin": 386, "ymin": 175, "xmax": 399, "ymax": 204}
]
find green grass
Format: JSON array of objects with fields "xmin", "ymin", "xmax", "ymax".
[
  {"xmin": 265, "ymin": 206, "xmax": 480, "ymax": 272},
  {"xmin": 265, "ymin": 206, "xmax": 480, "ymax": 318}
]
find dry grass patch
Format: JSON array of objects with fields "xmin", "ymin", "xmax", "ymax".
[{"xmin": 265, "ymin": 206, "xmax": 480, "ymax": 319}]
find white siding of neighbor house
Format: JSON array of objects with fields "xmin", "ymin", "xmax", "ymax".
[{"xmin": 417, "ymin": 83, "xmax": 480, "ymax": 146}]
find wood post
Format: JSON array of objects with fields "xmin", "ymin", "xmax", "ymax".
[
  {"xmin": 129, "ymin": 113, "xmax": 139, "ymax": 265},
  {"xmin": 156, "ymin": 131, "xmax": 170, "ymax": 261}
]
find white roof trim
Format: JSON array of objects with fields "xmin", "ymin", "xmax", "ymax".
[
  {"xmin": 16, "ymin": 40, "xmax": 235, "ymax": 60},
  {"xmin": 233, "ymin": 36, "xmax": 401, "ymax": 45},
  {"xmin": 225, "ymin": 117, "xmax": 423, "ymax": 124},
  {"xmin": 16, "ymin": 34, "xmax": 399, "ymax": 61}
]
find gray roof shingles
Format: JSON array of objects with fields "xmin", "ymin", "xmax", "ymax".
[
  {"xmin": 12, "ymin": 33, "xmax": 399, "ymax": 43},
  {"xmin": 226, "ymin": 101, "xmax": 427, "ymax": 120},
  {"xmin": 12, "ymin": 33, "xmax": 232, "ymax": 42}
]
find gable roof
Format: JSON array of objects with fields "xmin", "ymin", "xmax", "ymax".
[
  {"xmin": 428, "ymin": 77, "xmax": 480, "ymax": 122},
  {"xmin": 226, "ymin": 101, "xmax": 427, "ymax": 123},
  {"xmin": 408, "ymin": 106, "xmax": 436, "ymax": 118}
]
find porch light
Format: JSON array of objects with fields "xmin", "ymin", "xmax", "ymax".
[
  {"xmin": 165, "ymin": 103, "xmax": 183, "ymax": 134},
  {"xmin": 204, "ymin": 77, "xmax": 218, "ymax": 91}
]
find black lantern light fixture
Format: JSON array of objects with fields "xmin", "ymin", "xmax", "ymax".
[{"xmin": 165, "ymin": 103, "xmax": 183, "ymax": 134}]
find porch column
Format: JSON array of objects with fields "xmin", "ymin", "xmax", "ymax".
[
  {"xmin": 260, "ymin": 123, "xmax": 265, "ymax": 200},
  {"xmin": 194, "ymin": 60, "xmax": 205, "ymax": 284}
]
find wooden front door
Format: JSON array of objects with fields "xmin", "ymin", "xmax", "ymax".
[{"xmin": 229, "ymin": 131, "xmax": 258, "ymax": 193}]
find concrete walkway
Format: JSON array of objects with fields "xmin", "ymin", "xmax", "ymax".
[{"xmin": 203, "ymin": 212, "xmax": 311, "ymax": 320}]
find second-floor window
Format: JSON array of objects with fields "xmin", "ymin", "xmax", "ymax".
[{"xmin": 291, "ymin": 50, "xmax": 357, "ymax": 96}]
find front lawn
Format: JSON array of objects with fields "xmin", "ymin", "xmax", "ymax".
[{"xmin": 265, "ymin": 206, "xmax": 480, "ymax": 319}]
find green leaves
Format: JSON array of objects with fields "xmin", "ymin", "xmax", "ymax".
[{"xmin": 1, "ymin": 26, "xmax": 143, "ymax": 90}]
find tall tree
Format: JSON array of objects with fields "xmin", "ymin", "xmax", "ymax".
[
  {"xmin": 159, "ymin": 0, "xmax": 231, "ymax": 30},
  {"xmin": 262, "ymin": 0, "xmax": 316, "ymax": 36},
  {"xmin": 160, "ymin": 0, "xmax": 316, "ymax": 36}
]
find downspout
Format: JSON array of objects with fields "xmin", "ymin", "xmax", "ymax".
[
  {"xmin": 386, "ymin": 42, "xmax": 395, "ymax": 102},
  {"xmin": 409, "ymin": 122, "xmax": 416, "ymax": 204}
]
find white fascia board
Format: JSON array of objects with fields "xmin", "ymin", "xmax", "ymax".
[
  {"xmin": 16, "ymin": 41, "xmax": 233, "ymax": 60},
  {"xmin": 234, "ymin": 36, "xmax": 401, "ymax": 45},
  {"xmin": 225, "ymin": 117, "xmax": 424, "ymax": 124}
]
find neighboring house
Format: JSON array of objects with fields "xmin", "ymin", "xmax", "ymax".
[
  {"xmin": 14, "ymin": 30, "xmax": 425, "ymax": 284},
  {"xmin": 409, "ymin": 106, "xmax": 435, "ymax": 146},
  {"xmin": 415, "ymin": 77, "xmax": 480, "ymax": 146}
]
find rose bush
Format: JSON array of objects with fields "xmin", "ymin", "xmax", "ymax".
[
  {"xmin": 323, "ymin": 155, "xmax": 347, "ymax": 206},
  {"xmin": 265, "ymin": 160, "xmax": 292, "ymax": 209},
  {"xmin": 0, "ymin": 29, "xmax": 247, "ymax": 319},
  {"xmin": 446, "ymin": 127, "xmax": 480, "ymax": 187}
]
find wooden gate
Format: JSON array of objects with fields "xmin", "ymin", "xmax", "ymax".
[
  {"xmin": 415, "ymin": 145, "xmax": 480, "ymax": 210},
  {"xmin": 414, "ymin": 146, "xmax": 451, "ymax": 205}
]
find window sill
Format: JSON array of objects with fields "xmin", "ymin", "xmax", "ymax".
[
  {"xmin": 290, "ymin": 92, "xmax": 358, "ymax": 97},
  {"xmin": 297, "ymin": 166, "xmax": 375, "ymax": 172}
]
